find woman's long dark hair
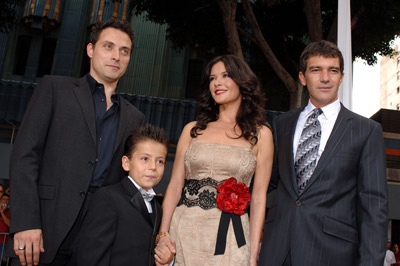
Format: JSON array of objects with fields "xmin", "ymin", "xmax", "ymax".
[{"xmin": 190, "ymin": 55, "xmax": 268, "ymax": 145}]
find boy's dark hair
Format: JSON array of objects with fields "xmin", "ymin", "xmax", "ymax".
[
  {"xmin": 124, "ymin": 124, "xmax": 169, "ymax": 159},
  {"xmin": 90, "ymin": 18, "xmax": 135, "ymax": 53},
  {"xmin": 299, "ymin": 40, "xmax": 344, "ymax": 74}
]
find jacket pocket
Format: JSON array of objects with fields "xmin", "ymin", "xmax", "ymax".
[
  {"xmin": 38, "ymin": 185, "xmax": 56, "ymax": 200},
  {"xmin": 323, "ymin": 216, "xmax": 358, "ymax": 244}
]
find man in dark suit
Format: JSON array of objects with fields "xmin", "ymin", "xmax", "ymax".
[
  {"xmin": 9, "ymin": 19, "xmax": 145, "ymax": 266},
  {"xmin": 259, "ymin": 40, "xmax": 388, "ymax": 266}
]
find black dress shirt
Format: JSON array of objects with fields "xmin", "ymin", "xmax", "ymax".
[{"xmin": 86, "ymin": 74, "xmax": 120, "ymax": 187}]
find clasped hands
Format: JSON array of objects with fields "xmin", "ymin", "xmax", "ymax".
[{"xmin": 155, "ymin": 235, "xmax": 176, "ymax": 266}]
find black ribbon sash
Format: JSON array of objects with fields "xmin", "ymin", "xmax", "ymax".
[{"xmin": 214, "ymin": 212, "xmax": 246, "ymax": 255}]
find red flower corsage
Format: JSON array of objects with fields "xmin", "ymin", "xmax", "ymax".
[
  {"xmin": 214, "ymin": 177, "xmax": 251, "ymax": 255},
  {"xmin": 216, "ymin": 177, "xmax": 251, "ymax": 215}
]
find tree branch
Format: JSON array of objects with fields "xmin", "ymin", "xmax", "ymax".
[
  {"xmin": 303, "ymin": 0, "xmax": 323, "ymax": 41},
  {"xmin": 217, "ymin": 0, "xmax": 244, "ymax": 59},
  {"xmin": 241, "ymin": 0, "xmax": 301, "ymax": 108}
]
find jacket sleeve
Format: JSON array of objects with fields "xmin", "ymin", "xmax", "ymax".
[
  {"xmin": 268, "ymin": 114, "xmax": 281, "ymax": 192},
  {"xmin": 9, "ymin": 75, "xmax": 55, "ymax": 234},
  {"xmin": 356, "ymin": 122, "xmax": 388, "ymax": 265}
]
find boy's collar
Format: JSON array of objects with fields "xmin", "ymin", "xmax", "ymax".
[{"xmin": 127, "ymin": 176, "xmax": 156, "ymax": 196}]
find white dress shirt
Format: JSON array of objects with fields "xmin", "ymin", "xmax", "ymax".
[
  {"xmin": 127, "ymin": 176, "xmax": 156, "ymax": 213},
  {"xmin": 293, "ymin": 99, "xmax": 341, "ymax": 164}
]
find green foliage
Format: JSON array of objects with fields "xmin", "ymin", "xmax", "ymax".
[
  {"xmin": 131, "ymin": 0, "xmax": 400, "ymax": 66},
  {"xmin": 132, "ymin": 0, "xmax": 227, "ymax": 57},
  {"xmin": 350, "ymin": 0, "xmax": 400, "ymax": 64}
]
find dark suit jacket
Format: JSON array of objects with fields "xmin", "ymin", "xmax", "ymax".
[
  {"xmin": 9, "ymin": 75, "xmax": 145, "ymax": 263},
  {"xmin": 77, "ymin": 177, "xmax": 162, "ymax": 266},
  {"xmin": 259, "ymin": 104, "xmax": 388, "ymax": 266}
]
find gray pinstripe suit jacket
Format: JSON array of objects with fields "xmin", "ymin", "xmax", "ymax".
[{"xmin": 259, "ymin": 104, "xmax": 388, "ymax": 266}]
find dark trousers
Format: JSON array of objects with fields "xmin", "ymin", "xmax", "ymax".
[
  {"xmin": 282, "ymin": 250, "xmax": 291, "ymax": 266},
  {"xmin": 11, "ymin": 190, "xmax": 96, "ymax": 266}
]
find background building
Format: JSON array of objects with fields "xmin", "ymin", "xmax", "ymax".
[
  {"xmin": 0, "ymin": 0, "xmax": 280, "ymax": 189},
  {"xmin": 0, "ymin": 0, "xmax": 201, "ymax": 187},
  {"xmin": 380, "ymin": 43, "xmax": 400, "ymax": 111},
  {"xmin": 0, "ymin": 0, "xmax": 200, "ymax": 99},
  {"xmin": 371, "ymin": 109, "xmax": 400, "ymax": 248}
]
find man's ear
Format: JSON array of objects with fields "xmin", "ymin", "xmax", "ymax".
[
  {"xmin": 299, "ymin": 72, "xmax": 307, "ymax": 86},
  {"xmin": 339, "ymin": 72, "xmax": 345, "ymax": 86},
  {"xmin": 122, "ymin": 156, "xmax": 130, "ymax": 171},
  {"xmin": 87, "ymin": 43, "xmax": 94, "ymax": 59}
]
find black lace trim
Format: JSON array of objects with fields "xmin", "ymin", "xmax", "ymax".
[{"xmin": 177, "ymin": 177, "xmax": 224, "ymax": 210}]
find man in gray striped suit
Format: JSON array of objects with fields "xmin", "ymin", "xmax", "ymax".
[{"xmin": 259, "ymin": 40, "xmax": 388, "ymax": 266}]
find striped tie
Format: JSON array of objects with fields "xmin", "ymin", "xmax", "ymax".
[{"xmin": 295, "ymin": 108, "xmax": 323, "ymax": 193}]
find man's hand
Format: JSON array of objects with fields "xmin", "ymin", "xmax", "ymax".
[{"xmin": 14, "ymin": 229, "xmax": 45, "ymax": 266}]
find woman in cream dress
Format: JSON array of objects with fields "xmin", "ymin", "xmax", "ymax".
[{"xmin": 154, "ymin": 55, "xmax": 273, "ymax": 266}]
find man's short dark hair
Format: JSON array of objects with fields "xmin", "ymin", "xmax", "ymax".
[
  {"xmin": 90, "ymin": 18, "xmax": 135, "ymax": 53},
  {"xmin": 124, "ymin": 124, "xmax": 169, "ymax": 159},
  {"xmin": 299, "ymin": 40, "xmax": 344, "ymax": 74}
]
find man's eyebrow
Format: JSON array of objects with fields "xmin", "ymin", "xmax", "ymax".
[{"xmin": 103, "ymin": 40, "xmax": 114, "ymax": 43}]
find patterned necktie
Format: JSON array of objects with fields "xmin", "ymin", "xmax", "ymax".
[{"xmin": 295, "ymin": 108, "xmax": 323, "ymax": 193}]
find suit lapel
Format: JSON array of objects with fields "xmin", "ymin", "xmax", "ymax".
[
  {"xmin": 72, "ymin": 80, "xmax": 132, "ymax": 155},
  {"xmin": 300, "ymin": 104, "xmax": 353, "ymax": 195},
  {"xmin": 71, "ymin": 76, "xmax": 96, "ymax": 144},
  {"xmin": 123, "ymin": 178, "xmax": 153, "ymax": 226},
  {"xmin": 153, "ymin": 198, "xmax": 162, "ymax": 235},
  {"xmin": 282, "ymin": 109, "xmax": 303, "ymax": 195}
]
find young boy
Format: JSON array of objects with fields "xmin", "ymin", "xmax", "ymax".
[{"xmin": 77, "ymin": 124, "xmax": 175, "ymax": 266}]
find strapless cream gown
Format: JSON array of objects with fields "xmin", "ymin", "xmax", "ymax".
[{"xmin": 170, "ymin": 141, "xmax": 257, "ymax": 266}]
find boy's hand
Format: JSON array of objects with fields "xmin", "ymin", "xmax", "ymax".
[{"xmin": 155, "ymin": 238, "xmax": 176, "ymax": 265}]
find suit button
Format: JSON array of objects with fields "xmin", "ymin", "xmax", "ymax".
[
  {"xmin": 87, "ymin": 161, "xmax": 94, "ymax": 167},
  {"xmin": 79, "ymin": 191, "xmax": 86, "ymax": 197},
  {"xmin": 295, "ymin": 200, "xmax": 301, "ymax": 206}
]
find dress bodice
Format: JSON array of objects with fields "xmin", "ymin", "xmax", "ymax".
[
  {"xmin": 178, "ymin": 141, "xmax": 257, "ymax": 210},
  {"xmin": 184, "ymin": 141, "xmax": 257, "ymax": 186}
]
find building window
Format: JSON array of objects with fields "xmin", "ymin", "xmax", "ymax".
[
  {"xmin": 37, "ymin": 37, "xmax": 57, "ymax": 77},
  {"xmin": 397, "ymin": 57, "xmax": 400, "ymax": 68},
  {"xmin": 13, "ymin": 35, "xmax": 32, "ymax": 75},
  {"xmin": 398, "ymin": 71, "xmax": 400, "ymax": 80},
  {"xmin": 13, "ymin": 34, "xmax": 57, "ymax": 78},
  {"xmin": 397, "ymin": 104, "xmax": 400, "ymax": 110},
  {"xmin": 398, "ymin": 87, "xmax": 400, "ymax": 94}
]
